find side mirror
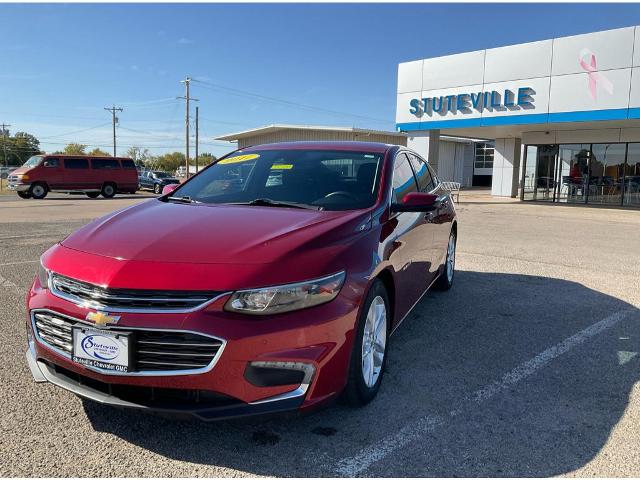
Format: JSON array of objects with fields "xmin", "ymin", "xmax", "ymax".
[
  {"xmin": 162, "ymin": 183, "xmax": 179, "ymax": 195},
  {"xmin": 391, "ymin": 192, "xmax": 440, "ymax": 212}
]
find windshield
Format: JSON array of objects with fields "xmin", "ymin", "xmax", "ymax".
[
  {"xmin": 170, "ymin": 149, "xmax": 383, "ymax": 211},
  {"xmin": 154, "ymin": 171, "xmax": 171, "ymax": 178},
  {"xmin": 23, "ymin": 155, "xmax": 43, "ymax": 168}
]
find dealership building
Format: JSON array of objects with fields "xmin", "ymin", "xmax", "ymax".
[{"xmin": 396, "ymin": 25, "xmax": 640, "ymax": 207}]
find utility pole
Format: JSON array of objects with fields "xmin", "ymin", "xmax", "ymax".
[
  {"xmin": 195, "ymin": 106, "xmax": 199, "ymax": 175},
  {"xmin": 1, "ymin": 123, "xmax": 10, "ymax": 192},
  {"xmin": 178, "ymin": 77, "xmax": 198, "ymax": 179},
  {"xmin": 104, "ymin": 105, "xmax": 123, "ymax": 156}
]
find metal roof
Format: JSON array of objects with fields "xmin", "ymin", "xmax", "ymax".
[{"xmin": 215, "ymin": 124, "xmax": 408, "ymax": 141}]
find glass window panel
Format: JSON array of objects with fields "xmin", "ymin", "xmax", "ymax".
[
  {"xmin": 589, "ymin": 144, "xmax": 626, "ymax": 205},
  {"xmin": 625, "ymin": 143, "xmax": 640, "ymax": 206}
]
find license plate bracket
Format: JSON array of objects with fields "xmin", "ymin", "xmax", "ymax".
[{"xmin": 72, "ymin": 327, "xmax": 132, "ymax": 373}]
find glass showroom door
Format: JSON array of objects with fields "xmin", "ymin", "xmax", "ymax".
[{"xmin": 557, "ymin": 144, "xmax": 590, "ymax": 204}]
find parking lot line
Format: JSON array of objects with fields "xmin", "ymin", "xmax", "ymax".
[
  {"xmin": 0, "ymin": 260, "xmax": 39, "ymax": 267},
  {"xmin": 335, "ymin": 308, "xmax": 635, "ymax": 476}
]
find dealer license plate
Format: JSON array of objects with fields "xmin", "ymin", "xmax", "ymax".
[{"xmin": 72, "ymin": 327, "xmax": 131, "ymax": 372}]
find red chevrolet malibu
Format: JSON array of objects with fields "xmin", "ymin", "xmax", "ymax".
[{"xmin": 26, "ymin": 141, "xmax": 457, "ymax": 420}]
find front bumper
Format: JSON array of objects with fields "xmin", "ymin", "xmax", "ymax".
[
  {"xmin": 8, "ymin": 182, "xmax": 29, "ymax": 192},
  {"xmin": 26, "ymin": 348, "xmax": 306, "ymax": 421}
]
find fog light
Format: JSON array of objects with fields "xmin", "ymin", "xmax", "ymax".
[{"xmin": 245, "ymin": 361, "xmax": 315, "ymax": 387}]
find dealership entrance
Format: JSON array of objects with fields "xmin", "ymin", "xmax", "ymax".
[
  {"xmin": 396, "ymin": 25, "xmax": 640, "ymax": 208},
  {"xmin": 522, "ymin": 142, "xmax": 640, "ymax": 206}
]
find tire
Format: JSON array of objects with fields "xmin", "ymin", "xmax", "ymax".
[
  {"xmin": 435, "ymin": 229, "xmax": 456, "ymax": 291},
  {"xmin": 17, "ymin": 191, "xmax": 31, "ymax": 199},
  {"xmin": 101, "ymin": 183, "xmax": 116, "ymax": 198},
  {"xmin": 153, "ymin": 183, "xmax": 161, "ymax": 194},
  {"xmin": 344, "ymin": 279, "xmax": 390, "ymax": 406},
  {"xmin": 29, "ymin": 182, "xmax": 48, "ymax": 200},
  {"xmin": 85, "ymin": 192, "xmax": 100, "ymax": 199}
]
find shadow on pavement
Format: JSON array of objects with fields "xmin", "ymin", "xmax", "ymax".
[{"xmin": 83, "ymin": 271, "xmax": 639, "ymax": 477}]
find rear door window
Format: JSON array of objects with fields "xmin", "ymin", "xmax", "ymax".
[
  {"xmin": 408, "ymin": 154, "xmax": 435, "ymax": 192},
  {"xmin": 392, "ymin": 153, "xmax": 418, "ymax": 203},
  {"xmin": 121, "ymin": 159, "xmax": 136, "ymax": 169},
  {"xmin": 91, "ymin": 158, "xmax": 120, "ymax": 169},
  {"xmin": 64, "ymin": 158, "xmax": 89, "ymax": 169}
]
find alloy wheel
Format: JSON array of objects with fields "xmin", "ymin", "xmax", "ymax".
[
  {"xmin": 446, "ymin": 234, "xmax": 456, "ymax": 283},
  {"xmin": 361, "ymin": 295, "xmax": 387, "ymax": 388}
]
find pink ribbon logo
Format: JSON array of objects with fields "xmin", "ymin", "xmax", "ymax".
[{"xmin": 579, "ymin": 48, "xmax": 614, "ymax": 101}]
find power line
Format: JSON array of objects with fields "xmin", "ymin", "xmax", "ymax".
[
  {"xmin": 191, "ymin": 78, "xmax": 393, "ymax": 125},
  {"xmin": 38, "ymin": 123, "xmax": 111, "ymax": 140}
]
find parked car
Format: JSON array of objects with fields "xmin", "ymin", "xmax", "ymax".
[
  {"xmin": 25, "ymin": 141, "xmax": 457, "ymax": 420},
  {"xmin": 139, "ymin": 170, "xmax": 180, "ymax": 194},
  {"xmin": 8, "ymin": 155, "xmax": 138, "ymax": 199},
  {"xmin": 1, "ymin": 166, "xmax": 17, "ymax": 179}
]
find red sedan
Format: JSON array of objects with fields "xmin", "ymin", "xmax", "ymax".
[{"xmin": 26, "ymin": 141, "xmax": 457, "ymax": 420}]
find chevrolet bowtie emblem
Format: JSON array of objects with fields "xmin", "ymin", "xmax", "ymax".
[{"xmin": 86, "ymin": 311, "xmax": 121, "ymax": 326}]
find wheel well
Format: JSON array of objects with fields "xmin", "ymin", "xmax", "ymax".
[{"xmin": 375, "ymin": 269, "xmax": 395, "ymax": 324}]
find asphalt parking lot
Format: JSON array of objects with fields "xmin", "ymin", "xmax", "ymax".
[{"xmin": 1, "ymin": 191, "xmax": 639, "ymax": 477}]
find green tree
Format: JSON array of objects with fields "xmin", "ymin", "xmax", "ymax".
[
  {"xmin": 126, "ymin": 146, "xmax": 153, "ymax": 167},
  {"xmin": 63, "ymin": 143, "xmax": 87, "ymax": 155},
  {"xmin": 193, "ymin": 152, "xmax": 216, "ymax": 166},
  {"xmin": 155, "ymin": 151, "xmax": 185, "ymax": 173},
  {"xmin": 88, "ymin": 148, "xmax": 111, "ymax": 157},
  {"xmin": 0, "ymin": 130, "xmax": 42, "ymax": 166}
]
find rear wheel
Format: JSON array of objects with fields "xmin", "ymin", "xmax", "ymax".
[
  {"xmin": 435, "ymin": 229, "xmax": 456, "ymax": 291},
  {"xmin": 101, "ymin": 183, "xmax": 116, "ymax": 198},
  {"xmin": 85, "ymin": 192, "xmax": 100, "ymax": 199},
  {"xmin": 344, "ymin": 279, "xmax": 389, "ymax": 406},
  {"xmin": 29, "ymin": 182, "xmax": 48, "ymax": 200},
  {"xmin": 17, "ymin": 191, "xmax": 31, "ymax": 199}
]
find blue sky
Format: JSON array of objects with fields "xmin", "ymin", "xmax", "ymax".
[{"xmin": 2, "ymin": 3, "xmax": 640, "ymax": 158}]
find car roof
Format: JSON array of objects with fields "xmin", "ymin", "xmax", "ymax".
[
  {"xmin": 45, "ymin": 154, "xmax": 132, "ymax": 160},
  {"xmin": 240, "ymin": 141, "xmax": 397, "ymax": 154}
]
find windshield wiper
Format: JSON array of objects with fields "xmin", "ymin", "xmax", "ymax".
[
  {"xmin": 235, "ymin": 198, "xmax": 320, "ymax": 210},
  {"xmin": 167, "ymin": 195, "xmax": 200, "ymax": 204}
]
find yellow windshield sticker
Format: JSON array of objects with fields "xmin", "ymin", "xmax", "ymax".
[
  {"xmin": 271, "ymin": 164, "xmax": 293, "ymax": 170},
  {"xmin": 218, "ymin": 153, "xmax": 260, "ymax": 165}
]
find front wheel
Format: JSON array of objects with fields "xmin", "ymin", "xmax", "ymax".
[
  {"xmin": 29, "ymin": 183, "xmax": 48, "ymax": 200},
  {"xmin": 344, "ymin": 279, "xmax": 390, "ymax": 406},
  {"xmin": 101, "ymin": 183, "xmax": 116, "ymax": 198},
  {"xmin": 435, "ymin": 230, "xmax": 456, "ymax": 291},
  {"xmin": 153, "ymin": 183, "xmax": 161, "ymax": 194},
  {"xmin": 17, "ymin": 191, "xmax": 31, "ymax": 199}
]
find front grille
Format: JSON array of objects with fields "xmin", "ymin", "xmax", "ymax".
[
  {"xmin": 50, "ymin": 273, "xmax": 221, "ymax": 312},
  {"xmin": 32, "ymin": 310, "xmax": 225, "ymax": 375},
  {"xmin": 8, "ymin": 175, "xmax": 18, "ymax": 183}
]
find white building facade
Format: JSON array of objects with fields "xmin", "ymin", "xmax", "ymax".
[{"xmin": 396, "ymin": 25, "xmax": 640, "ymax": 206}]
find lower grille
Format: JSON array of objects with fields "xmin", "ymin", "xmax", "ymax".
[
  {"xmin": 45, "ymin": 361, "xmax": 240, "ymax": 409},
  {"xmin": 32, "ymin": 310, "xmax": 225, "ymax": 375}
]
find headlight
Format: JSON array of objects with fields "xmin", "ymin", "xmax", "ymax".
[
  {"xmin": 37, "ymin": 261, "xmax": 49, "ymax": 289},
  {"xmin": 224, "ymin": 271, "xmax": 345, "ymax": 315}
]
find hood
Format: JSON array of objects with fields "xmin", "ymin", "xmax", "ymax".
[
  {"xmin": 10, "ymin": 166, "xmax": 31, "ymax": 176},
  {"xmin": 61, "ymin": 199, "xmax": 370, "ymax": 265}
]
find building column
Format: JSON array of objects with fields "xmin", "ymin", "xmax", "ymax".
[
  {"xmin": 407, "ymin": 129, "xmax": 440, "ymax": 172},
  {"xmin": 491, "ymin": 137, "xmax": 522, "ymax": 197}
]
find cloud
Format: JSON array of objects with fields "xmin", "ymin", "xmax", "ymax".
[{"xmin": 177, "ymin": 37, "xmax": 193, "ymax": 45}]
